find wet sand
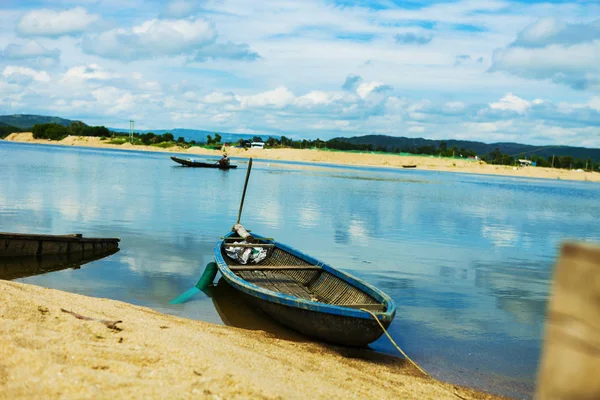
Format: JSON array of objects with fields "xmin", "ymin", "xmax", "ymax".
[
  {"xmin": 0, "ymin": 280, "xmax": 505, "ymax": 399},
  {"xmin": 4, "ymin": 132, "xmax": 599, "ymax": 183}
]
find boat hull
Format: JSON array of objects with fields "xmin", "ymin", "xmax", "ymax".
[
  {"xmin": 243, "ymin": 291, "xmax": 391, "ymax": 346},
  {"xmin": 0, "ymin": 233, "xmax": 120, "ymax": 257},
  {"xmin": 171, "ymin": 156, "xmax": 237, "ymax": 169}
]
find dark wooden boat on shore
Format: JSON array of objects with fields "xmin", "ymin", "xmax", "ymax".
[
  {"xmin": 170, "ymin": 156, "xmax": 237, "ymax": 169},
  {"xmin": 0, "ymin": 247, "xmax": 119, "ymax": 280},
  {"xmin": 0, "ymin": 232, "xmax": 120, "ymax": 257},
  {"xmin": 402, "ymin": 164, "xmax": 417, "ymax": 168},
  {"xmin": 214, "ymin": 225, "xmax": 396, "ymax": 347}
]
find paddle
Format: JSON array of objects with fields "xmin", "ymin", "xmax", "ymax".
[
  {"xmin": 170, "ymin": 262, "xmax": 218, "ymax": 304},
  {"xmin": 236, "ymin": 158, "xmax": 253, "ymax": 224}
]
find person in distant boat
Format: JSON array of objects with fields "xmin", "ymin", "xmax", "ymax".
[{"xmin": 218, "ymin": 153, "xmax": 230, "ymax": 167}]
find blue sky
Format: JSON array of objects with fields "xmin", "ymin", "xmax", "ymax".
[{"xmin": 0, "ymin": 0, "xmax": 599, "ymax": 146}]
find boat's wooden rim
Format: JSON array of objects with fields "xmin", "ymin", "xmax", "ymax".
[
  {"xmin": 0, "ymin": 232, "xmax": 120, "ymax": 243},
  {"xmin": 214, "ymin": 232, "xmax": 396, "ymax": 322}
]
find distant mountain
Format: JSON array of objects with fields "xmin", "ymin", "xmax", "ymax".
[
  {"xmin": 0, "ymin": 114, "xmax": 78, "ymax": 129},
  {"xmin": 334, "ymin": 135, "xmax": 600, "ymax": 162},
  {"xmin": 110, "ymin": 127, "xmax": 279, "ymax": 143}
]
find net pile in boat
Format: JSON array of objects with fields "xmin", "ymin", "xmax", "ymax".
[{"xmin": 222, "ymin": 246, "xmax": 384, "ymax": 311}]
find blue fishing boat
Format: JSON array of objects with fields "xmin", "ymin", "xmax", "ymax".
[
  {"xmin": 214, "ymin": 226, "xmax": 396, "ymax": 346},
  {"xmin": 209, "ymin": 157, "xmax": 395, "ymax": 346}
]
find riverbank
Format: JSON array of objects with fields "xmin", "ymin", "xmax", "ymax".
[
  {"xmin": 0, "ymin": 280, "xmax": 504, "ymax": 399},
  {"xmin": 4, "ymin": 132, "xmax": 599, "ymax": 182}
]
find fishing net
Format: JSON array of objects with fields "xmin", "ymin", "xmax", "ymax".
[{"xmin": 224, "ymin": 241, "xmax": 268, "ymax": 264}]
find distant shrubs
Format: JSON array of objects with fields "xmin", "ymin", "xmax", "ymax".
[
  {"xmin": 32, "ymin": 121, "xmax": 111, "ymax": 141},
  {"xmin": 32, "ymin": 123, "xmax": 69, "ymax": 140},
  {"xmin": 151, "ymin": 141, "xmax": 176, "ymax": 148},
  {"xmin": 108, "ymin": 138, "xmax": 127, "ymax": 145}
]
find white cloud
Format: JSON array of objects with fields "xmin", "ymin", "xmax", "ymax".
[
  {"xmin": 3, "ymin": 66, "xmax": 50, "ymax": 82},
  {"xmin": 203, "ymin": 91, "xmax": 235, "ymax": 104},
  {"xmin": 238, "ymin": 86, "xmax": 295, "ymax": 109},
  {"xmin": 357, "ymin": 81, "xmax": 383, "ymax": 99},
  {"xmin": 82, "ymin": 18, "xmax": 215, "ymax": 60},
  {"xmin": 62, "ymin": 64, "xmax": 119, "ymax": 82},
  {"xmin": 489, "ymin": 93, "xmax": 532, "ymax": 114},
  {"xmin": 81, "ymin": 17, "xmax": 259, "ymax": 62},
  {"xmin": 92, "ymin": 87, "xmax": 135, "ymax": 114},
  {"xmin": 490, "ymin": 18, "xmax": 600, "ymax": 90},
  {"xmin": 514, "ymin": 18, "xmax": 600, "ymax": 48},
  {"xmin": 17, "ymin": 7, "xmax": 100, "ymax": 37},
  {"xmin": 295, "ymin": 91, "xmax": 339, "ymax": 107},
  {"xmin": 2, "ymin": 40, "xmax": 60, "ymax": 60}
]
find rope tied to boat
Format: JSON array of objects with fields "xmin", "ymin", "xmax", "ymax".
[{"xmin": 360, "ymin": 308, "xmax": 471, "ymax": 400}]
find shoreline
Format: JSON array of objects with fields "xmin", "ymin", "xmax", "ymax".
[
  {"xmin": 0, "ymin": 280, "xmax": 505, "ymax": 399},
  {"xmin": 3, "ymin": 132, "xmax": 599, "ymax": 183}
]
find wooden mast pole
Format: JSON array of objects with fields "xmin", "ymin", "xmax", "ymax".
[{"xmin": 233, "ymin": 158, "xmax": 253, "ymax": 239}]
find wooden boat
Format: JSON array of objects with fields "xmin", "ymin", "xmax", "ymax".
[
  {"xmin": 0, "ymin": 247, "xmax": 119, "ymax": 280},
  {"xmin": 402, "ymin": 164, "xmax": 417, "ymax": 168},
  {"xmin": 170, "ymin": 156, "xmax": 238, "ymax": 169},
  {"xmin": 214, "ymin": 225, "xmax": 396, "ymax": 347},
  {"xmin": 0, "ymin": 232, "xmax": 120, "ymax": 257}
]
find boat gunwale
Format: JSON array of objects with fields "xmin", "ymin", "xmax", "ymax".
[
  {"xmin": 0, "ymin": 232, "xmax": 120, "ymax": 243},
  {"xmin": 214, "ymin": 232, "xmax": 396, "ymax": 322}
]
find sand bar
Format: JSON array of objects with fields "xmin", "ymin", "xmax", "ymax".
[
  {"xmin": 0, "ymin": 280, "xmax": 506, "ymax": 399},
  {"xmin": 4, "ymin": 132, "xmax": 599, "ymax": 183}
]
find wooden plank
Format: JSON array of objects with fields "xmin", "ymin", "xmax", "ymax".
[
  {"xmin": 535, "ymin": 242, "xmax": 600, "ymax": 400},
  {"xmin": 229, "ymin": 265, "xmax": 321, "ymax": 271},
  {"xmin": 335, "ymin": 304, "xmax": 385, "ymax": 311},
  {"xmin": 259, "ymin": 271, "xmax": 315, "ymax": 300},
  {"xmin": 223, "ymin": 244, "xmax": 275, "ymax": 248}
]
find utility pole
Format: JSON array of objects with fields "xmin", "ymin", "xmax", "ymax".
[
  {"xmin": 129, "ymin": 120, "xmax": 134, "ymax": 143},
  {"xmin": 551, "ymin": 154, "xmax": 555, "ymax": 168}
]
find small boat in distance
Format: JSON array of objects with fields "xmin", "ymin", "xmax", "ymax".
[
  {"xmin": 0, "ymin": 232, "xmax": 120, "ymax": 257},
  {"xmin": 402, "ymin": 164, "xmax": 417, "ymax": 168},
  {"xmin": 170, "ymin": 156, "xmax": 238, "ymax": 169}
]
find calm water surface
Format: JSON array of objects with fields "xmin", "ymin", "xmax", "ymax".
[{"xmin": 1, "ymin": 141, "xmax": 599, "ymax": 399}]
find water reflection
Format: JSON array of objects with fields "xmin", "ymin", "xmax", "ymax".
[
  {"xmin": 207, "ymin": 277, "xmax": 308, "ymax": 342},
  {"xmin": 1, "ymin": 141, "xmax": 599, "ymax": 399},
  {"xmin": 0, "ymin": 248, "xmax": 119, "ymax": 280}
]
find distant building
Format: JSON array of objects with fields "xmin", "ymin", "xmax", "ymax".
[{"xmin": 251, "ymin": 142, "xmax": 265, "ymax": 149}]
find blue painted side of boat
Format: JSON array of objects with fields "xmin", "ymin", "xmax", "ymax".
[{"xmin": 213, "ymin": 231, "xmax": 396, "ymax": 323}]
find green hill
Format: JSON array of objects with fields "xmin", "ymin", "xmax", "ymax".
[
  {"xmin": 0, "ymin": 114, "xmax": 77, "ymax": 130},
  {"xmin": 334, "ymin": 135, "xmax": 600, "ymax": 163}
]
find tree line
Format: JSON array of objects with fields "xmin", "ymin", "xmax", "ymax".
[
  {"xmin": 25, "ymin": 123, "xmax": 598, "ymax": 171},
  {"xmin": 32, "ymin": 122, "xmax": 111, "ymax": 140}
]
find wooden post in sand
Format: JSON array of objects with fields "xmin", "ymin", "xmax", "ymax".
[{"xmin": 535, "ymin": 242, "xmax": 600, "ymax": 400}]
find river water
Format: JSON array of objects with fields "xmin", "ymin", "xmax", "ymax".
[{"xmin": 1, "ymin": 140, "xmax": 599, "ymax": 399}]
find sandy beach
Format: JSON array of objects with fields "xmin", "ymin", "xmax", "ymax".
[
  {"xmin": 4, "ymin": 132, "xmax": 599, "ymax": 183},
  {"xmin": 0, "ymin": 280, "xmax": 505, "ymax": 400}
]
